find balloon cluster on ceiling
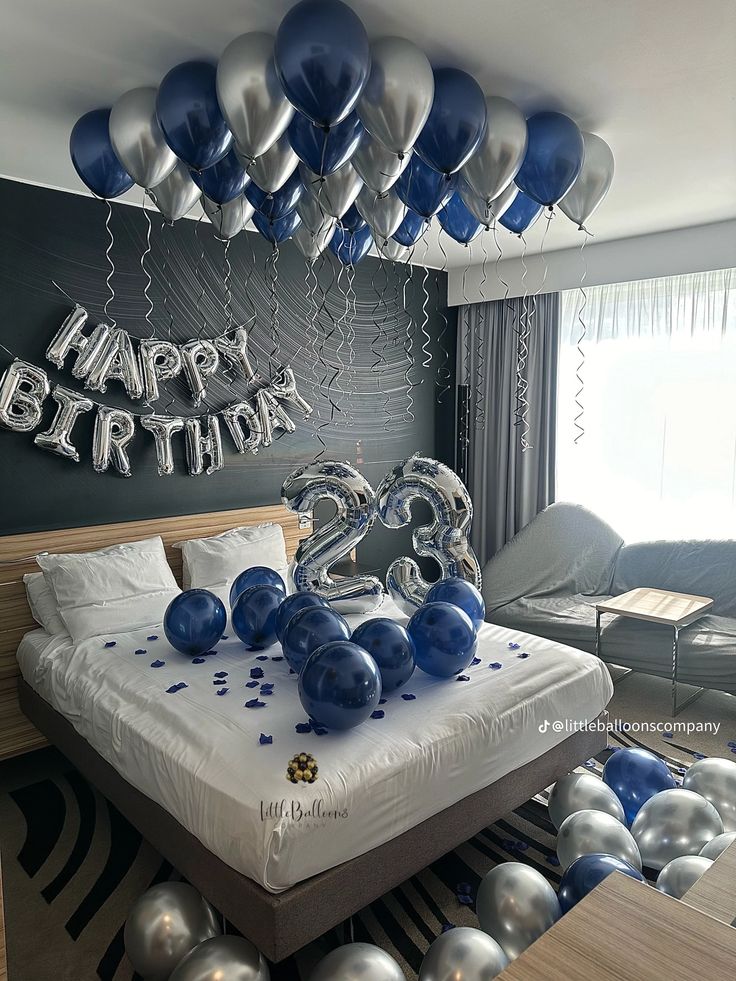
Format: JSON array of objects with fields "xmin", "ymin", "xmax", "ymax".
[{"xmin": 69, "ymin": 0, "xmax": 615, "ymax": 264}]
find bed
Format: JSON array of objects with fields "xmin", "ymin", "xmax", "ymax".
[{"xmin": 4, "ymin": 507, "xmax": 613, "ymax": 962}]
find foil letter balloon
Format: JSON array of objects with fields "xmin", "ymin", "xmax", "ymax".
[
  {"xmin": 282, "ymin": 460, "xmax": 384, "ymax": 614},
  {"xmin": 377, "ymin": 456, "xmax": 482, "ymax": 615},
  {"xmin": 185, "ymin": 415, "xmax": 224, "ymax": 476},
  {"xmin": 268, "ymin": 367, "xmax": 312, "ymax": 417},
  {"xmin": 85, "ymin": 329, "xmax": 144, "ymax": 399},
  {"xmin": 221, "ymin": 400, "xmax": 262, "ymax": 454},
  {"xmin": 139, "ymin": 339, "xmax": 182, "ymax": 403},
  {"xmin": 255, "ymin": 388, "xmax": 294, "ymax": 446},
  {"xmin": 0, "ymin": 361, "xmax": 50, "ymax": 432},
  {"xmin": 215, "ymin": 328, "xmax": 256, "ymax": 384},
  {"xmin": 46, "ymin": 305, "xmax": 90, "ymax": 368},
  {"xmin": 140, "ymin": 414, "xmax": 185, "ymax": 475},
  {"xmin": 181, "ymin": 340, "xmax": 220, "ymax": 407},
  {"xmin": 33, "ymin": 385, "xmax": 93, "ymax": 462},
  {"xmin": 92, "ymin": 405, "xmax": 135, "ymax": 476}
]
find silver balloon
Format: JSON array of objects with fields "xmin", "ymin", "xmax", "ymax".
[
  {"xmin": 377, "ymin": 238, "xmax": 410, "ymax": 262},
  {"xmin": 185, "ymin": 415, "xmax": 224, "ymax": 476},
  {"xmin": 92, "ymin": 405, "xmax": 135, "ymax": 477},
  {"xmin": 631, "ymin": 788, "xmax": 724, "ymax": 871},
  {"xmin": 376, "ymin": 456, "xmax": 482, "ymax": 615},
  {"xmin": 547, "ymin": 772, "xmax": 626, "ymax": 831},
  {"xmin": 355, "ymin": 187, "xmax": 406, "ymax": 241},
  {"xmin": 310, "ymin": 942, "xmax": 405, "ymax": 981},
  {"xmin": 217, "ymin": 32, "xmax": 294, "ymax": 162},
  {"xmin": 357, "ymin": 36, "xmax": 434, "ymax": 155},
  {"xmin": 85, "ymin": 328, "xmax": 144, "ymax": 399},
  {"xmin": 700, "ymin": 831, "xmax": 736, "ymax": 860},
  {"xmin": 682, "ymin": 757, "xmax": 736, "ymax": 832},
  {"xmin": 301, "ymin": 161, "xmax": 363, "ymax": 219},
  {"xmin": 141, "ymin": 414, "xmax": 185, "ymax": 476},
  {"xmin": 151, "ymin": 161, "xmax": 201, "ymax": 222},
  {"xmin": 170, "ymin": 935, "xmax": 270, "ymax": 981},
  {"xmin": 557, "ymin": 809, "xmax": 642, "ymax": 871},
  {"xmin": 0, "ymin": 360, "xmax": 50, "ymax": 432},
  {"xmin": 181, "ymin": 340, "xmax": 220, "ymax": 408},
  {"xmin": 216, "ymin": 328, "xmax": 257, "ymax": 384},
  {"xmin": 419, "ymin": 927, "xmax": 509, "ymax": 981},
  {"xmin": 476, "ymin": 863, "xmax": 560, "ymax": 962},
  {"xmin": 559, "ymin": 132, "xmax": 615, "ymax": 230},
  {"xmin": 46, "ymin": 304, "xmax": 90, "ymax": 368},
  {"xmin": 202, "ymin": 194, "xmax": 254, "ymax": 241},
  {"xmin": 297, "ymin": 193, "xmax": 335, "ymax": 236},
  {"xmin": 71, "ymin": 324, "xmax": 113, "ymax": 381},
  {"xmin": 461, "ymin": 97, "xmax": 527, "ymax": 209},
  {"xmin": 282, "ymin": 460, "xmax": 384, "ymax": 614},
  {"xmin": 656, "ymin": 855, "xmax": 713, "ymax": 899},
  {"xmin": 124, "ymin": 882, "xmax": 220, "ymax": 981},
  {"xmin": 268, "ymin": 366, "xmax": 313, "ymax": 417},
  {"xmin": 34, "ymin": 385, "xmax": 93, "ymax": 461},
  {"xmin": 458, "ymin": 178, "xmax": 517, "ymax": 228},
  {"xmin": 110, "ymin": 86, "xmax": 177, "ymax": 189},
  {"xmin": 293, "ymin": 218, "xmax": 336, "ymax": 260},
  {"xmin": 139, "ymin": 339, "xmax": 183, "ymax": 404},
  {"xmin": 353, "ymin": 131, "xmax": 411, "ymax": 194},
  {"xmin": 240, "ymin": 132, "xmax": 299, "ymax": 193},
  {"xmin": 255, "ymin": 388, "xmax": 295, "ymax": 446},
  {"xmin": 221, "ymin": 400, "xmax": 262, "ymax": 455}
]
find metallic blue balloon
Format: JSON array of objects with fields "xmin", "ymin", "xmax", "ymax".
[
  {"xmin": 515, "ymin": 111, "xmax": 585, "ymax": 207},
  {"xmin": 339, "ymin": 203, "xmax": 367, "ymax": 232},
  {"xmin": 328, "ymin": 224, "xmax": 373, "ymax": 265},
  {"xmin": 156, "ymin": 61, "xmax": 233, "ymax": 172},
  {"xmin": 408, "ymin": 601, "xmax": 477, "ymax": 678},
  {"xmin": 275, "ymin": 592, "xmax": 330, "ymax": 645},
  {"xmin": 396, "ymin": 154, "xmax": 456, "ymax": 219},
  {"xmin": 230, "ymin": 567, "xmax": 286, "ymax": 608},
  {"xmin": 164, "ymin": 589, "xmax": 227, "ymax": 656},
  {"xmin": 393, "ymin": 207, "xmax": 427, "ymax": 247},
  {"xmin": 298, "ymin": 640, "xmax": 382, "ymax": 729},
  {"xmin": 288, "ymin": 111, "xmax": 364, "ymax": 176},
  {"xmin": 246, "ymin": 168, "xmax": 304, "ymax": 219},
  {"xmin": 602, "ymin": 748, "xmax": 677, "ymax": 825},
  {"xmin": 414, "ymin": 68, "xmax": 487, "ymax": 176},
  {"xmin": 275, "ymin": 0, "xmax": 371, "ymax": 128},
  {"xmin": 252, "ymin": 208, "xmax": 302, "ymax": 244},
  {"xmin": 438, "ymin": 192, "xmax": 483, "ymax": 244},
  {"xmin": 70, "ymin": 109, "xmax": 134, "ymax": 199},
  {"xmin": 231, "ymin": 584, "xmax": 283, "ymax": 650},
  {"xmin": 282, "ymin": 605, "xmax": 351, "ymax": 673},
  {"xmin": 351, "ymin": 618, "xmax": 416, "ymax": 692},
  {"xmin": 499, "ymin": 189, "xmax": 543, "ymax": 234},
  {"xmin": 191, "ymin": 147, "xmax": 249, "ymax": 204},
  {"xmin": 558, "ymin": 853, "xmax": 645, "ymax": 913},
  {"xmin": 425, "ymin": 578, "xmax": 486, "ymax": 631}
]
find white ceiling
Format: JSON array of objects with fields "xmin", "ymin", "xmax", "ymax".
[{"xmin": 1, "ymin": 0, "xmax": 735, "ymax": 268}]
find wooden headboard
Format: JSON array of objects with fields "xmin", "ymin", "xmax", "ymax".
[{"xmin": 0, "ymin": 505, "xmax": 311, "ymax": 761}]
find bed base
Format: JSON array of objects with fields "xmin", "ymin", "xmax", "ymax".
[{"xmin": 19, "ymin": 680, "xmax": 607, "ymax": 963}]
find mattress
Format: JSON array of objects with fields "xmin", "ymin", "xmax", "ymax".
[{"xmin": 17, "ymin": 600, "xmax": 612, "ymax": 892}]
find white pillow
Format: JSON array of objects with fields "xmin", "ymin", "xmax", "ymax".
[
  {"xmin": 37, "ymin": 537, "xmax": 180, "ymax": 643},
  {"xmin": 176, "ymin": 523, "xmax": 288, "ymax": 607},
  {"xmin": 23, "ymin": 572, "xmax": 69, "ymax": 636}
]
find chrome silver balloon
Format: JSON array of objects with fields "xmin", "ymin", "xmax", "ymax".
[
  {"xmin": 268, "ymin": 366, "xmax": 313, "ymax": 418},
  {"xmin": 353, "ymin": 131, "xmax": 411, "ymax": 194},
  {"xmin": 181, "ymin": 340, "xmax": 220, "ymax": 408},
  {"xmin": 202, "ymin": 193, "xmax": 254, "ymax": 240},
  {"xmin": 656, "ymin": 855, "xmax": 713, "ymax": 899},
  {"xmin": 700, "ymin": 831, "xmax": 736, "ymax": 860},
  {"xmin": 476, "ymin": 863, "xmax": 560, "ymax": 962},
  {"xmin": 46, "ymin": 304, "xmax": 90, "ymax": 368},
  {"xmin": 222, "ymin": 400, "xmax": 262, "ymax": 455},
  {"xmin": 458, "ymin": 178, "xmax": 517, "ymax": 228},
  {"xmin": 293, "ymin": 218, "xmax": 336, "ymax": 260},
  {"xmin": 419, "ymin": 926, "xmax": 509, "ymax": 980},
  {"xmin": 255, "ymin": 388, "xmax": 295, "ymax": 446},
  {"xmin": 355, "ymin": 187, "xmax": 407, "ymax": 241},
  {"xmin": 151, "ymin": 160, "xmax": 201, "ymax": 222},
  {"xmin": 547, "ymin": 772, "xmax": 626, "ymax": 831},
  {"xmin": 92, "ymin": 405, "xmax": 135, "ymax": 477},
  {"xmin": 139, "ymin": 339, "xmax": 183, "ymax": 403},
  {"xmin": 216, "ymin": 328, "xmax": 257, "ymax": 384},
  {"xmin": 310, "ymin": 942, "xmax": 405, "ymax": 981},
  {"xmin": 301, "ymin": 161, "xmax": 363, "ymax": 219},
  {"xmin": 185, "ymin": 415, "xmax": 224, "ymax": 476},
  {"xmin": 559, "ymin": 132, "xmax": 615, "ymax": 230},
  {"xmin": 377, "ymin": 238, "xmax": 410, "ymax": 262},
  {"xmin": 216, "ymin": 32, "xmax": 294, "ymax": 162},
  {"xmin": 357, "ymin": 36, "xmax": 435, "ymax": 155},
  {"xmin": 557, "ymin": 809, "xmax": 642, "ymax": 871},
  {"xmin": 297, "ymin": 192, "xmax": 335, "ymax": 235},
  {"xmin": 376, "ymin": 456, "xmax": 482, "ymax": 614},
  {"xmin": 631, "ymin": 788, "xmax": 724, "ymax": 871},
  {"xmin": 85, "ymin": 328, "xmax": 143, "ymax": 399},
  {"xmin": 33, "ymin": 385, "xmax": 93, "ymax": 462},
  {"xmin": 240, "ymin": 131, "xmax": 299, "ymax": 193},
  {"xmin": 0, "ymin": 360, "xmax": 50, "ymax": 432},
  {"xmin": 682, "ymin": 757, "xmax": 736, "ymax": 832},
  {"xmin": 170, "ymin": 934, "xmax": 270, "ymax": 981},
  {"xmin": 141, "ymin": 414, "xmax": 185, "ymax": 476},
  {"xmin": 461, "ymin": 97, "xmax": 527, "ymax": 210},
  {"xmin": 124, "ymin": 882, "xmax": 220, "ymax": 981},
  {"xmin": 282, "ymin": 460, "xmax": 384, "ymax": 614},
  {"xmin": 109, "ymin": 86, "xmax": 177, "ymax": 189}
]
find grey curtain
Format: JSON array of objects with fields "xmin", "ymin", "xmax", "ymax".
[{"xmin": 457, "ymin": 293, "xmax": 560, "ymax": 565}]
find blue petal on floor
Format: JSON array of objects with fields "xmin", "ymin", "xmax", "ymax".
[{"xmin": 259, "ymin": 733, "xmax": 273, "ymax": 745}]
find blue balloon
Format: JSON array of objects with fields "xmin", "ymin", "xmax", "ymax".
[
  {"xmin": 288, "ymin": 110, "xmax": 364, "ymax": 176},
  {"xmin": 415, "ymin": 68, "xmax": 487, "ymax": 176},
  {"xmin": 438, "ymin": 193, "xmax": 483, "ymax": 244},
  {"xmin": 298, "ymin": 640, "xmax": 382, "ymax": 729},
  {"xmin": 425, "ymin": 578, "xmax": 486, "ymax": 631},
  {"xmin": 231, "ymin": 584, "xmax": 283, "ymax": 650},
  {"xmin": 229, "ymin": 567, "xmax": 286, "ymax": 608},
  {"xmin": 408, "ymin": 601, "xmax": 477, "ymax": 678},
  {"xmin": 396, "ymin": 154, "xmax": 456, "ymax": 219},
  {"xmin": 191, "ymin": 147, "xmax": 249, "ymax": 204},
  {"xmin": 282, "ymin": 604, "xmax": 351, "ymax": 673},
  {"xmin": 70, "ymin": 109, "xmax": 134, "ymax": 199},
  {"xmin": 164, "ymin": 589, "xmax": 227, "ymax": 656},
  {"xmin": 602, "ymin": 748, "xmax": 677, "ymax": 825},
  {"xmin": 275, "ymin": 592, "xmax": 330, "ymax": 645},
  {"xmin": 274, "ymin": 0, "xmax": 371, "ymax": 127},
  {"xmin": 156, "ymin": 61, "xmax": 233, "ymax": 172},
  {"xmin": 351, "ymin": 618, "xmax": 416, "ymax": 692},
  {"xmin": 252, "ymin": 208, "xmax": 302, "ymax": 244},
  {"xmin": 393, "ymin": 208, "xmax": 427, "ymax": 247},
  {"xmin": 329, "ymin": 224, "xmax": 373, "ymax": 265},
  {"xmin": 499, "ymin": 189, "xmax": 543, "ymax": 234},
  {"xmin": 558, "ymin": 853, "xmax": 645, "ymax": 913},
  {"xmin": 338, "ymin": 203, "xmax": 367, "ymax": 232},
  {"xmin": 515, "ymin": 111, "xmax": 585, "ymax": 207},
  {"xmin": 246, "ymin": 168, "xmax": 304, "ymax": 219}
]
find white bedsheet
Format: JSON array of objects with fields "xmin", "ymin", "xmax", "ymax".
[{"xmin": 17, "ymin": 600, "xmax": 612, "ymax": 892}]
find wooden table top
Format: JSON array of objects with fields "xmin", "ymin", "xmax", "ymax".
[
  {"xmin": 683, "ymin": 839, "xmax": 736, "ymax": 926},
  {"xmin": 596, "ymin": 587, "xmax": 714, "ymax": 626}
]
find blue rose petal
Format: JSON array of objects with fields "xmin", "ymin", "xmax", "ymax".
[
  {"xmin": 192, "ymin": 657, "xmax": 205, "ymax": 664},
  {"xmin": 489, "ymin": 662, "xmax": 503, "ymax": 670},
  {"xmin": 441, "ymin": 922, "xmax": 456, "ymax": 933},
  {"xmin": 214, "ymin": 671, "xmax": 228, "ymax": 678},
  {"xmin": 259, "ymin": 733, "xmax": 273, "ymax": 745},
  {"xmin": 104, "ymin": 641, "xmax": 117, "ymax": 648},
  {"xmin": 271, "ymin": 656, "xmax": 284, "ymax": 661},
  {"xmin": 166, "ymin": 682, "xmax": 188, "ymax": 693},
  {"xmin": 508, "ymin": 642, "xmax": 520, "ymax": 650},
  {"xmin": 693, "ymin": 752, "xmax": 707, "ymax": 760},
  {"xmin": 134, "ymin": 649, "xmax": 147, "ymax": 655},
  {"xmin": 216, "ymin": 687, "xmax": 229, "ymax": 696},
  {"xmin": 517, "ymin": 651, "xmax": 530, "ymax": 659},
  {"xmin": 371, "ymin": 710, "xmax": 385, "ymax": 720},
  {"xmin": 221, "ymin": 635, "xmax": 228, "ymax": 640},
  {"xmin": 147, "ymin": 635, "xmax": 158, "ymax": 641},
  {"xmin": 245, "ymin": 680, "xmax": 259, "ymax": 688},
  {"xmin": 547, "ymin": 855, "xmax": 561, "ymax": 867},
  {"xmin": 471, "ymin": 657, "xmax": 481, "ymax": 666},
  {"xmin": 204, "ymin": 649, "xmax": 218, "ymax": 656},
  {"xmin": 456, "ymin": 674, "xmax": 470, "ymax": 682},
  {"xmin": 313, "ymin": 725, "xmax": 328, "ymax": 735},
  {"xmin": 256, "ymin": 655, "xmax": 269, "ymax": 661},
  {"xmin": 379, "ymin": 698, "xmax": 387, "ymax": 705},
  {"xmin": 250, "ymin": 667, "xmax": 265, "ymax": 679},
  {"xmin": 295, "ymin": 722, "xmax": 312, "ymax": 734},
  {"xmin": 245, "ymin": 699, "xmax": 266, "ymax": 708},
  {"xmin": 151, "ymin": 659, "xmax": 165, "ymax": 668},
  {"xmin": 401, "ymin": 693, "xmax": 416, "ymax": 701}
]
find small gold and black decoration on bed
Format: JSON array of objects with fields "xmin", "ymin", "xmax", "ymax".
[{"xmin": 286, "ymin": 751, "xmax": 319, "ymax": 784}]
